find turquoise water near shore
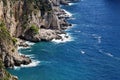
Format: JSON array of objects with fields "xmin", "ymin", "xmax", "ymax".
[{"xmin": 9, "ymin": 0, "xmax": 120, "ymax": 80}]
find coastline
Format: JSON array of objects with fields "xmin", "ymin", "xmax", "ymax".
[
  {"xmin": 0, "ymin": 0, "xmax": 79, "ymax": 80},
  {"xmin": 16, "ymin": 40, "xmax": 40, "ymax": 69},
  {"xmin": 16, "ymin": 2, "xmax": 75, "ymax": 68},
  {"xmin": 51, "ymin": 4, "xmax": 75, "ymax": 43}
]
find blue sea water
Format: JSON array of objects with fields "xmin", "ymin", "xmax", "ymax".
[{"xmin": 9, "ymin": 0, "xmax": 120, "ymax": 80}]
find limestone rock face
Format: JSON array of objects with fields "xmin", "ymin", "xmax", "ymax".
[
  {"xmin": 0, "ymin": 22, "xmax": 31, "ymax": 68},
  {"xmin": 0, "ymin": 21, "xmax": 31, "ymax": 80},
  {"xmin": 0, "ymin": 0, "xmax": 74, "ymax": 42},
  {"xmin": 22, "ymin": 28, "xmax": 60, "ymax": 42},
  {"xmin": 0, "ymin": 0, "xmax": 73, "ymax": 65},
  {"xmin": 0, "ymin": 0, "xmax": 75, "ymax": 67},
  {"xmin": 0, "ymin": 59, "xmax": 18, "ymax": 80}
]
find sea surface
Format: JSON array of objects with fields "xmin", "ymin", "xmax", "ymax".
[{"xmin": 9, "ymin": 0, "xmax": 120, "ymax": 80}]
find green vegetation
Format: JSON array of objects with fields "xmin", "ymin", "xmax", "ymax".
[
  {"xmin": 30, "ymin": 25, "xmax": 39, "ymax": 34},
  {"xmin": 22, "ymin": 24, "xmax": 28, "ymax": 29},
  {"xmin": 0, "ymin": 21, "xmax": 5, "ymax": 27},
  {"xmin": 0, "ymin": 22, "xmax": 15, "ymax": 80},
  {"xmin": 12, "ymin": 37, "xmax": 17, "ymax": 45},
  {"xmin": 0, "ymin": 21, "xmax": 11, "ymax": 43},
  {"xmin": 0, "ymin": 60, "xmax": 4, "ymax": 69},
  {"xmin": 0, "ymin": 22, "xmax": 10, "ymax": 38}
]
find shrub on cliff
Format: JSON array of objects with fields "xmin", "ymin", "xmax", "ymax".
[
  {"xmin": 30, "ymin": 25, "xmax": 39, "ymax": 34},
  {"xmin": 12, "ymin": 37, "xmax": 17, "ymax": 45},
  {"xmin": 0, "ymin": 22, "xmax": 11, "ymax": 42}
]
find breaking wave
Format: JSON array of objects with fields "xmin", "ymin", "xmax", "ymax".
[{"xmin": 52, "ymin": 33, "xmax": 74, "ymax": 43}]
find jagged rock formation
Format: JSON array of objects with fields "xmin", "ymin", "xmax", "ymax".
[
  {"xmin": 0, "ymin": 0, "xmax": 79, "ymax": 80},
  {"xmin": 0, "ymin": 21, "xmax": 31, "ymax": 80},
  {"xmin": 0, "ymin": 59, "xmax": 18, "ymax": 80},
  {"xmin": 0, "ymin": 0, "xmax": 73, "ymax": 42}
]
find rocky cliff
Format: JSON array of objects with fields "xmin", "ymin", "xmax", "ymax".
[
  {"xmin": 0, "ymin": 0, "xmax": 72, "ymax": 42},
  {"xmin": 0, "ymin": 21, "xmax": 31, "ymax": 80},
  {"xmin": 0, "ymin": 0, "xmax": 78, "ymax": 80}
]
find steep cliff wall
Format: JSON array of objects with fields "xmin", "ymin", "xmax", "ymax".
[
  {"xmin": 0, "ymin": 0, "xmax": 70, "ymax": 41},
  {"xmin": 0, "ymin": 21, "xmax": 31, "ymax": 67},
  {"xmin": 0, "ymin": 0, "xmax": 65, "ymax": 65}
]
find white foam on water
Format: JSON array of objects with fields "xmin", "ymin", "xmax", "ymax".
[
  {"xmin": 21, "ymin": 60, "xmax": 40, "ymax": 68},
  {"xmin": 98, "ymin": 49, "xmax": 103, "ymax": 53},
  {"xmin": 18, "ymin": 46, "xmax": 23, "ymax": 50},
  {"xmin": 63, "ymin": 9, "xmax": 72, "ymax": 17},
  {"xmin": 19, "ymin": 52, "xmax": 35, "ymax": 59},
  {"xmin": 65, "ymin": 24, "xmax": 77, "ymax": 31},
  {"xmin": 69, "ymin": 17, "xmax": 76, "ymax": 20},
  {"xmin": 26, "ymin": 54, "xmax": 35, "ymax": 59},
  {"xmin": 27, "ymin": 49, "xmax": 32, "ymax": 52},
  {"xmin": 71, "ymin": 24, "xmax": 77, "ymax": 27},
  {"xmin": 16, "ymin": 40, "xmax": 37, "ymax": 70},
  {"xmin": 25, "ymin": 41, "xmax": 35, "ymax": 46},
  {"xmin": 19, "ymin": 53, "xmax": 23, "ymax": 56},
  {"xmin": 52, "ymin": 33, "xmax": 74, "ymax": 44},
  {"xmin": 18, "ymin": 46, "xmax": 30, "ymax": 50},
  {"xmin": 13, "ymin": 52, "xmax": 40, "ymax": 70},
  {"xmin": 106, "ymin": 53, "xmax": 114, "ymax": 57},
  {"xmin": 17, "ymin": 41, "xmax": 35, "ymax": 50},
  {"xmin": 14, "ymin": 59, "xmax": 40, "ymax": 70},
  {"xmin": 80, "ymin": 50, "xmax": 85, "ymax": 54},
  {"xmin": 68, "ymin": 3, "xmax": 75, "ymax": 6},
  {"xmin": 92, "ymin": 34, "xmax": 102, "ymax": 44},
  {"xmin": 98, "ymin": 49, "xmax": 114, "ymax": 58},
  {"xmin": 98, "ymin": 36, "xmax": 102, "ymax": 44},
  {"xmin": 14, "ymin": 66, "xmax": 21, "ymax": 70}
]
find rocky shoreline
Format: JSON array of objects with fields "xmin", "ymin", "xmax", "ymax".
[
  {"xmin": 16, "ymin": 3, "xmax": 74, "ymax": 49},
  {"xmin": 15, "ymin": 0, "xmax": 76, "ymax": 67},
  {"xmin": 0, "ymin": 0, "xmax": 79, "ymax": 80},
  {"xmin": 20, "ymin": 6, "xmax": 72, "ymax": 42},
  {"xmin": 17, "ymin": 0, "xmax": 80, "ymax": 66},
  {"xmin": 5, "ymin": 0, "xmax": 77, "ymax": 68}
]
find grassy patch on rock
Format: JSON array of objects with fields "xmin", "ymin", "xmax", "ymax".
[{"xmin": 30, "ymin": 25, "xmax": 39, "ymax": 34}]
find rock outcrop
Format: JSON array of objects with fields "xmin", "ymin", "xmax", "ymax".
[
  {"xmin": 0, "ymin": 0, "xmax": 74, "ymax": 42},
  {"xmin": 0, "ymin": 21, "xmax": 31, "ymax": 68},
  {"xmin": 0, "ymin": 59, "xmax": 18, "ymax": 80}
]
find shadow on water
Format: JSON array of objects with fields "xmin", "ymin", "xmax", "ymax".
[
  {"xmin": 105, "ymin": 0, "xmax": 120, "ymax": 6},
  {"xmin": 104, "ymin": 0, "xmax": 120, "ymax": 23},
  {"xmin": 106, "ymin": 0, "xmax": 120, "ymax": 2}
]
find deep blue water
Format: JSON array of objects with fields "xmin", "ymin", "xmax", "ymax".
[{"xmin": 9, "ymin": 0, "xmax": 120, "ymax": 80}]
